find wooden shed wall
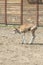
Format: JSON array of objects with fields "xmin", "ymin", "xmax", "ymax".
[
  {"xmin": 0, "ymin": 0, "xmax": 43, "ymax": 26},
  {"xmin": 0, "ymin": 0, "xmax": 21, "ymax": 24},
  {"xmin": 23, "ymin": 0, "xmax": 43, "ymax": 26},
  {"xmin": 23, "ymin": 0, "xmax": 37, "ymax": 24}
]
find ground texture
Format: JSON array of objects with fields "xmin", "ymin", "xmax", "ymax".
[{"xmin": 0, "ymin": 26, "xmax": 43, "ymax": 65}]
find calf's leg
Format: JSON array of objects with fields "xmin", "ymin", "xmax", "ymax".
[
  {"xmin": 22, "ymin": 33, "xmax": 26, "ymax": 44},
  {"xmin": 29, "ymin": 29, "xmax": 35, "ymax": 44}
]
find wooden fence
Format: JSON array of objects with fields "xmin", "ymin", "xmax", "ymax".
[
  {"xmin": 0, "ymin": 0, "xmax": 43, "ymax": 26},
  {"xmin": 0, "ymin": 0, "xmax": 22, "ymax": 25}
]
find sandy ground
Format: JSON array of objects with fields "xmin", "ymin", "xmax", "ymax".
[{"xmin": 0, "ymin": 26, "xmax": 43, "ymax": 65}]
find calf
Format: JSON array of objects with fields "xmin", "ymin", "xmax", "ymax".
[{"xmin": 15, "ymin": 23, "xmax": 37, "ymax": 44}]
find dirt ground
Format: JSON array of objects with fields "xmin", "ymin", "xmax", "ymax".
[{"xmin": 0, "ymin": 26, "xmax": 43, "ymax": 65}]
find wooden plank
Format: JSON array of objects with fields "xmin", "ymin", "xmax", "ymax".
[
  {"xmin": 0, "ymin": 0, "xmax": 5, "ymax": 3},
  {"xmin": 7, "ymin": 0, "xmax": 21, "ymax": 24},
  {"xmin": 0, "ymin": 3, "xmax": 5, "ymax": 23},
  {"xmin": 7, "ymin": 14, "xmax": 21, "ymax": 24},
  {"xmin": 23, "ymin": 0, "xmax": 37, "ymax": 25},
  {"xmin": 7, "ymin": 0, "xmax": 21, "ymax": 3},
  {"xmin": 0, "ymin": 15, "xmax": 5, "ymax": 23},
  {"xmin": 39, "ymin": 2, "xmax": 43, "ymax": 26}
]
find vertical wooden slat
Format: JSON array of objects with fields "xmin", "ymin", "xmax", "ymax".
[
  {"xmin": 21, "ymin": 0, "xmax": 23, "ymax": 24},
  {"xmin": 37, "ymin": 0, "xmax": 39, "ymax": 26},
  {"xmin": 5, "ymin": 0, "xmax": 7, "ymax": 25}
]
